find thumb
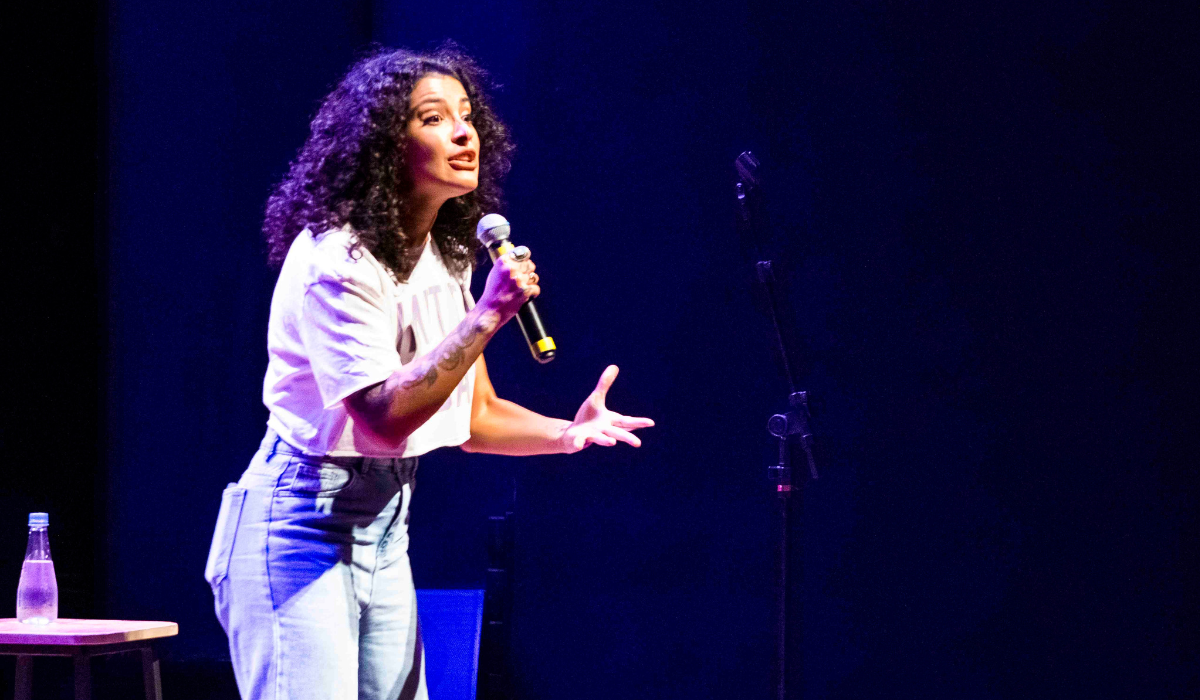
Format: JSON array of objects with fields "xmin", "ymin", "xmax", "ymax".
[{"xmin": 593, "ymin": 365, "xmax": 619, "ymax": 402}]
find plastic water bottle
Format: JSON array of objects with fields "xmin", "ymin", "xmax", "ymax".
[{"xmin": 16, "ymin": 512, "xmax": 58, "ymax": 625}]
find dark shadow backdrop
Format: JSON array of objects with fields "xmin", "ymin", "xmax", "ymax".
[{"xmin": 4, "ymin": 0, "xmax": 1195, "ymax": 698}]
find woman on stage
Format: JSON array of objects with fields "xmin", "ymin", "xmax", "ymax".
[{"xmin": 204, "ymin": 46, "xmax": 653, "ymax": 700}]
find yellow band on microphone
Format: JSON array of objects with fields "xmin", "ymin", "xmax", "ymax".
[
  {"xmin": 496, "ymin": 242, "xmax": 515, "ymax": 256},
  {"xmin": 536, "ymin": 338, "xmax": 557, "ymax": 353}
]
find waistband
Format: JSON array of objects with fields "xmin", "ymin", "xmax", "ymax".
[{"xmin": 259, "ymin": 428, "xmax": 419, "ymax": 473}]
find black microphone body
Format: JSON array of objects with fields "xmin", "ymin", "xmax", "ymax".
[{"xmin": 476, "ymin": 214, "xmax": 557, "ymax": 364}]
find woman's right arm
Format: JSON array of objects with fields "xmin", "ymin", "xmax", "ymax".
[{"xmin": 344, "ymin": 249, "xmax": 537, "ymax": 444}]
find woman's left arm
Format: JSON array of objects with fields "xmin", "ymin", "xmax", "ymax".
[{"xmin": 461, "ymin": 356, "xmax": 654, "ymax": 456}]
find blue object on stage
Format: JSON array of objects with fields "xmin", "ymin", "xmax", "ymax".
[{"xmin": 415, "ymin": 589, "xmax": 485, "ymax": 700}]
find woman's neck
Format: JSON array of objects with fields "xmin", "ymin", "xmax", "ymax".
[{"xmin": 403, "ymin": 194, "xmax": 445, "ymax": 251}]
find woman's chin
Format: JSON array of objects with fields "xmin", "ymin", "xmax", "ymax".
[
  {"xmin": 448, "ymin": 179, "xmax": 479, "ymax": 197},
  {"xmin": 455, "ymin": 171, "xmax": 480, "ymax": 189}
]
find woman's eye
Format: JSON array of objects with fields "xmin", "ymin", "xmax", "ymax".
[
  {"xmin": 462, "ymin": 112, "xmax": 474, "ymax": 123},
  {"xmin": 422, "ymin": 114, "xmax": 442, "ymax": 125}
]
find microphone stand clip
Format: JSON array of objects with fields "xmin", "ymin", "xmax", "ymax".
[{"xmin": 768, "ymin": 390, "xmax": 818, "ymax": 497}]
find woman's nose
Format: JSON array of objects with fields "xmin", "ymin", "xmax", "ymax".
[{"xmin": 452, "ymin": 119, "xmax": 471, "ymax": 144}]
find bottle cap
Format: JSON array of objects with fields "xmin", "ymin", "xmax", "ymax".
[{"xmin": 28, "ymin": 513, "xmax": 49, "ymax": 527}]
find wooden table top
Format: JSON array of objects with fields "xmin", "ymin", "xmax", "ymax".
[{"xmin": 0, "ymin": 619, "xmax": 178, "ymax": 646}]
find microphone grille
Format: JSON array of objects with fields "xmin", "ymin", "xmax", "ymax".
[{"xmin": 476, "ymin": 213, "xmax": 511, "ymax": 246}]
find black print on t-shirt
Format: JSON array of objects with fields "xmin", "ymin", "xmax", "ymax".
[{"xmin": 397, "ymin": 281, "xmax": 474, "ymax": 415}]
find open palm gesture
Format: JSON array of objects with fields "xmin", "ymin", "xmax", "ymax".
[{"xmin": 561, "ymin": 365, "xmax": 655, "ymax": 453}]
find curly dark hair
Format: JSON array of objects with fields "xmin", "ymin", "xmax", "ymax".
[{"xmin": 263, "ymin": 45, "xmax": 514, "ymax": 278}]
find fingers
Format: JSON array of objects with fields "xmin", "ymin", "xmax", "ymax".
[
  {"xmin": 593, "ymin": 365, "xmax": 619, "ymax": 402},
  {"xmin": 602, "ymin": 425, "xmax": 642, "ymax": 448},
  {"xmin": 502, "ymin": 252, "xmax": 539, "ymax": 299},
  {"xmin": 481, "ymin": 252, "xmax": 540, "ymax": 317},
  {"xmin": 502, "ymin": 260, "xmax": 535, "ymax": 282},
  {"xmin": 592, "ymin": 432, "xmax": 619, "ymax": 448},
  {"xmin": 503, "ymin": 251, "xmax": 535, "ymax": 274},
  {"xmin": 522, "ymin": 269, "xmax": 540, "ymax": 300},
  {"xmin": 613, "ymin": 415, "xmax": 655, "ymax": 430},
  {"xmin": 572, "ymin": 431, "xmax": 617, "ymax": 452},
  {"xmin": 577, "ymin": 423, "xmax": 643, "ymax": 450}
]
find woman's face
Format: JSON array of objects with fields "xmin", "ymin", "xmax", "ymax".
[{"xmin": 404, "ymin": 74, "xmax": 479, "ymax": 203}]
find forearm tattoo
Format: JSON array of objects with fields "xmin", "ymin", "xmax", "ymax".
[{"xmin": 399, "ymin": 309, "xmax": 499, "ymax": 391}]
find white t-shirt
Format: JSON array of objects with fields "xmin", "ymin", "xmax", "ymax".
[{"xmin": 262, "ymin": 226, "xmax": 477, "ymax": 457}]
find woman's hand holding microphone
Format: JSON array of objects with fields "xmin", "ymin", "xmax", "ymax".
[{"xmin": 479, "ymin": 245, "xmax": 539, "ymax": 323}]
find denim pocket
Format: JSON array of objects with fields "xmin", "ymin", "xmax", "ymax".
[
  {"xmin": 283, "ymin": 462, "xmax": 356, "ymax": 496},
  {"xmin": 204, "ymin": 484, "xmax": 246, "ymax": 588}
]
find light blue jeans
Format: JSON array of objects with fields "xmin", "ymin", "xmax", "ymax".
[{"xmin": 205, "ymin": 430, "xmax": 427, "ymax": 700}]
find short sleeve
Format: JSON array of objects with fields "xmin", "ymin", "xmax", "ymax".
[{"xmin": 300, "ymin": 274, "xmax": 401, "ymax": 409}]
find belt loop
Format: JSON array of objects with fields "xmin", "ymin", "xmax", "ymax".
[
  {"xmin": 267, "ymin": 436, "xmax": 280, "ymax": 462},
  {"xmin": 395, "ymin": 457, "xmax": 415, "ymax": 483}
]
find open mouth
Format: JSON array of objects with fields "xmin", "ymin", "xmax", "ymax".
[{"xmin": 448, "ymin": 152, "xmax": 477, "ymax": 169}]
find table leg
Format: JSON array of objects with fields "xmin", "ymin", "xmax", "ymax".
[
  {"xmin": 14, "ymin": 655, "xmax": 33, "ymax": 700},
  {"xmin": 141, "ymin": 645, "xmax": 163, "ymax": 700},
  {"xmin": 74, "ymin": 653, "xmax": 92, "ymax": 700}
]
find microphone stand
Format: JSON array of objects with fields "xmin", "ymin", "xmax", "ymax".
[{"xmin": 735, "ymin": 152, "xmax": 818, "ymax": 700}]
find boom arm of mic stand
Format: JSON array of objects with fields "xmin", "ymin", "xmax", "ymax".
[
  {"xmin": 735, "ymin": 152, "xmax": 819, "ymax": 481},
  {"xmin": 756, "ymin": 261, "xmax": 797, "ymax": 394}
]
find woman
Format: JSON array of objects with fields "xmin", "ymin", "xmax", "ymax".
[{"xmin": 204, "ymin": 46, "xmax": 653, "ymax": 700}]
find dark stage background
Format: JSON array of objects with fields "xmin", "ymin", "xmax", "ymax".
[{"xmin": 6, "ymin": 0, "xmax": 1196, "ymax": 698}]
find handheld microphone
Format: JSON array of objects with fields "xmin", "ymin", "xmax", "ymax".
[{"xmin": 476, "ymin": 214, "xmax": 557, "ymax": 364}]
